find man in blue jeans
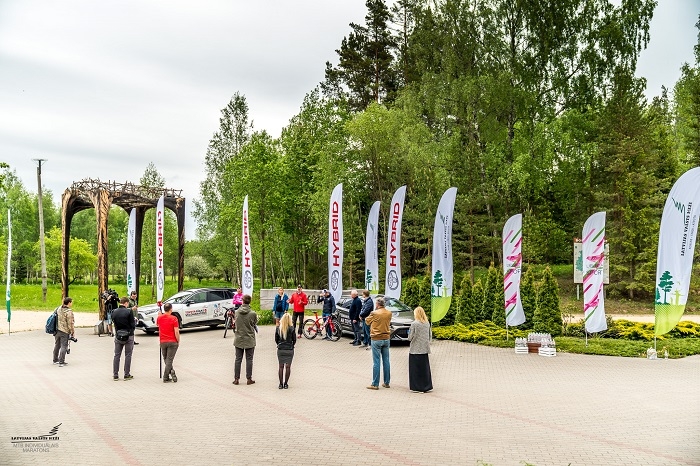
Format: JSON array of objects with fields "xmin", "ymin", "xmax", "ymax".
[
  {"xmin": 364, "ymin": 297, "xmax": 392, "ymax": 389},
  {"xmin": 359, "ymin": 290, "xmax": 374, "ymax": 349}
]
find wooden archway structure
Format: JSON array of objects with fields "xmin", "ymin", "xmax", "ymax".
[{"xmin": 61, "ymin": 179, "xmax": 186, "ymax": 318}]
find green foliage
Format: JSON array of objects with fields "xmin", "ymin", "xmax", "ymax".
[
  {"xmin": 402, "ymin": 276, "xmax": 420, "ymax": 309},
  {"xmin": 471, "ymin": 278, "xmax": 485, "ymax": 323},
  {"xmin": 483, "ymin": 265, "xmax": 499, "ymax": 324},
  {"xmin": 433, "ymin": 321, "xmax": 527, "ymax": 343},
  {"xmin": 520, "ymin": 268, "xmax": 537, "ymax": 330},
  {"xmin": 455, "ymin": 278, "xmax": 476, "ymax": 325},
  {"xmin": 555, "ymin": 337, "xmax": 700, "ymax": 358},
  {"xmin": 184, "ymin": 255, "xmax": 212, "ymax": 283},
  {"xmin": 419, "ymin": 274, "xmax": 431, "ymax": 319},
  {"xmin": 533, "ymin": 266, "xmax": 562, "ymax": 336},
  {"xmin": 490, "ymin": 265, "xmax": 505, "ymax": 328}
]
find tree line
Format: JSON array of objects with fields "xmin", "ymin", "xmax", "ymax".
[{"xmin": 193, "ymin": 0, "xmax": 700, "ymax": 302}]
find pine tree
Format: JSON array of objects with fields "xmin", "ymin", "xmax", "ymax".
[
  {"xmin": 402, "ymin": 276, "xmax": 420, "ymax": 309},
  {"xmin": 455, "ymin": 278, "xmax": 476, "ymax": 325},
  {"xmin": 420, "ymin": 274, "xmax": 432, "ymax": 320},
  {"xmin": 520, "ymin": 267, "xmax": 537, "ymax": 330},
  {"xmin": 483, "ymin": 264, "xmax": 498, "ymax": 322},
  {"xmin": 491, "ymin": 265, "xmax": 506, "ymax": 327},
  {"xmin": 533, "ymin": 266, "xmax": 562, "ymax": 336},
  {"xmin": 471, "ymin": 278, "xmax": 485, "ymax": 323}
]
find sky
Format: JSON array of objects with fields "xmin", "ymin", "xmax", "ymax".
[{"xmin": 0, "ymin": 0, "xmax": 698, "ymax": 240}]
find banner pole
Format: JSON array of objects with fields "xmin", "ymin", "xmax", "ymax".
[{"xmin": 585, "ymin": 331, "xmax": 588, "ymax": 347}]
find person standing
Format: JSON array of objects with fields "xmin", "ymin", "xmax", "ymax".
[
  {"xmin": 365, "ymin": 297, "xmax": 392, "ymax": 390},
  {"xmin": 359, "ymin": 290, "xmax": 374, "ymax": 349},
  {"xmin": 275, "ymin": 313, "xmax": 296, "ymax": 389},
  {"xmin": 52, "ymin": 297, "xmax": 75, "ymax": 367},
  {"xmin": 233, "ymin": 295, "xmax": 258, "ymax": 385},
  {"xmin": 272, "ymin": 287, "xmax": 289, "ymax": 327},
  {"xmin": 348, "ymin": 289, "xmax": 362, "ymax": 346},
  {"xmin": 317, "ymin": 289, "xmax": 336, "ymax": 340},
  {"xmin": 408, "ymin": 306, "xmax": 433, "ymax": 393},
  {"xmin": 157, "ymin": 302, "xmax": 180, "ymax": 383},
  {"xmin": 232, "ymin": 287, "xmax": 244, "ymax": 309},
  {"xmin": 288, "ymin": 285, "xmax": 308, "ymax": 337},
  {"xmin": 112, "ymin": 297, "xmax": 136, "ymax": 381},
  {"xmin": 127, "ymin": 290, "xmax": 139, "ymax": 345}
]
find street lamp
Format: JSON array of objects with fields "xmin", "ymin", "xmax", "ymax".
[{"xmin": 32, "ymin": 158, "xmax": 48, "ymax": 302}]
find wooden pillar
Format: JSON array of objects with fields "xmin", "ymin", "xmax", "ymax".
[
  {"xmin": 133, "ymin": 206, "xmax": 146, "ymax": 299},
  {"xmin": 60, "ymin": 189, "xmax": 74, "ymax": 300},
  {"xmin": 90, "ymin": 189, "xmax": 112, "ymax": 319},
  {"xmin": 176, "ymin": 198, "xmax": 186, "ymax": 292}
]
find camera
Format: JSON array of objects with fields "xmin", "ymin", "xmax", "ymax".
[
  {"xmin": 100, "ymin": 289, "xmax": 119, "ymax": 311},
  {"xmin": 68, "ymin": 335, "xmax": 78, "ymax": 343}
]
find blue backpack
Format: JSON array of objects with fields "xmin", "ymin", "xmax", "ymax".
[{"xmin": 45, "ymin": 308, "xmax": 58, "ymax": 335}]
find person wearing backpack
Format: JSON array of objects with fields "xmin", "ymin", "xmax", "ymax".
[
  {"xmin": 52, "ymin": 297, "xmax": 75, "ymax": 367},
  {"xmin": 112, "ymin": 296, "xmax": 136, "ymax": 381}
]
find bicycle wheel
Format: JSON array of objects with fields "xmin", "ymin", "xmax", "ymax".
[
  {"xmin": 302, "ymin": 319, "xmax": 319, "ymax": 339},
  {"xmin": 328, "ymin": 319, "xmax": 342, "ymax": 341},
  {"xmin": 223, "ymin": 314, "xmax": 231, "ymax": 338}
]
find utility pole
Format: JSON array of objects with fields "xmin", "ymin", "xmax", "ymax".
[{"xmin": 33, "ymin": 159, "xmax": 48, "ymax": 302}]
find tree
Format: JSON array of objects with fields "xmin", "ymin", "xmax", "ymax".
[
  {"xmin": 432, "ymin": 269, "xmax": 443, "ymax": 296},
  {"xmin": 533, "ymin": 266, "xmax": 562, "ymax": 336},
  {"xmin": 455, "ymin": 277, "xmax": 476, "ymax": 325},
  {"xmin": 491, "ymin": 266, "xmax": 505, "ymax": 327},
  {"xmin": 657, "ymin": 271, "xmax": 673, "ymax": 304},
  {"xmin": 185, "ymin": 255, "xmax": 211, "ymax": 283},
  {"xmin": 483, "ymin": 264, "xmax": 499, "ymax": 322},
  {"xmin": 520, "ymin": 267, "xmax": 537, "ymax": 329},
  {"xmin": 402, "ymin": 276, "xmax": 420, "ymax": 309},
  {"xmin": 471, "ymin": 278, "xmax": 485, "ymax": 323}
]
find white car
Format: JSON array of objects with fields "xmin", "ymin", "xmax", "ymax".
[{"xmin": 137, "ymin": 288, "xmax": 234, "ymax": 333}]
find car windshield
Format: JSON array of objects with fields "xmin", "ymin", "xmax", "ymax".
[
  {"xmin": 165, "ymin": 292, "xmax": 191, "ymax": 304},
  {"xmin": 383, "ymin": 297, "xmax": 412, "ymax": 312}
]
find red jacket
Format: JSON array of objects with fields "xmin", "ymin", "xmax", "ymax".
[{"xmin": 288, "ymin": 292, "xmax": 308, "ymax": 312}]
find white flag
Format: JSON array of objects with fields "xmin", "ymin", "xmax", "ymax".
[
  {"xmin": 582, "ymin": 211, "xmax": 607, "ymax": 333},
  {"xmin": 242, "ymin": 195, "xmax": 253, "ymax": 297},
  {"xmin": 385, "ymin": 185, "xmax": 406, "ymax": 299},
  {"xmin": 503, "ymin": 213, "xmax": 525, "ymax": 326},
  {"xmin": 155, "ymin": 195, "xmax": 165, "ymax": 304},
  {"xmin": 431, "ymin": 187, "xmax": 457, "ymax": 323},
  {"xmin": 655, "ymin": 167, "xmax": 700, "ymax": 336},
  {"xmin": 126, "ymin": 209, "xmax": 136, "ymax": 295},
  {"xmin": 365, "ymin": 201, "xmax": 380, "ymax": 294},
  {"xmin": 328, "ymin": 184, "xmax": 343, "ymax": 302},
  {"xmin": 6, "ymin": 209, "xmax": 11, "ymax": 324}
]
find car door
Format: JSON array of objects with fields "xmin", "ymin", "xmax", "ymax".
[
  {"xmin": 184, "ymin": 291, "xmax": 208, "ymax": 325},
  {"xmin": 207, "ymin": 289, "xmax": 230, "ymax": 322}
]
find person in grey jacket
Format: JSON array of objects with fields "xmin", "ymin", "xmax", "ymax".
[
  {"xmin": 359, "ymin": 291, "xmax": 374, "ymax": 349},
  {"xmin": 233, "ymin": 295, "xmax": 258, "ymax": 385},
  {"xmin": 407, "ymin": 306, "xmax": 433, "ymax": 393}
]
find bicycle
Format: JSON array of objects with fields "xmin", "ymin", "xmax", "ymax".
[
  {"xmin": 223, "ymin": 306, "xmax": 237, "ymax": 339},
  {"xmin": 302, "ymin": 311, "xmax": 342, "ymax": 341}
]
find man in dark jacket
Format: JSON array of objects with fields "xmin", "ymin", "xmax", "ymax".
[
  {"xmin": 318, "ymin": 289, "xmax": 336, "ymax": 341},
  {"xmin": 233, "ymin": 295, "xmax": 258, "ymax": 385},
  {"xmin": 112, "ymin": 297, "xmax": 136, "ymax": 381},
  {"xmin": 348, "ymin": 289, "xmax": 362, "ymax": 346},
  {"xmin": 359, "ymin": 290, "xmax": 374, "ymax": 349}
]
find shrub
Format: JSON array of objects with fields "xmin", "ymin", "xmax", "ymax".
[
  {"xmin": 456, "ymin": 279, "xmax": 476, "ymax": 325},
  {"xmin": 491, "ymin": 265, "xmax": 506, "ymax": 328},
  {"xmin": 533, "ymin": 266, "xmax": 562, "ymax": 336},
  {"xmin": 471, "ymin": 278, "xmax": 486, "ymax": 322},
  {"xmin": 483, "ymin": 263, "xmax": 498, "ymax": 324},
  {"xmin": 403, "ymin": 277, "xmax": 420, "ymax": 309},
  {"xmin": 419, "ymin": 274, "xmax": 432, "ymax": 319},
  {"xmin": 520, "ymin": 267, "xmax": 536, "ymax": 330},
  {"xmin": 433, "ymin": 321, "xmax": 528, "ymax": 343}
]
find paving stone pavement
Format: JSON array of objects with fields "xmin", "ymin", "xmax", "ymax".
[{"xmin": 0, "ymin": 324, "xmax": 698, "ymax": 466}]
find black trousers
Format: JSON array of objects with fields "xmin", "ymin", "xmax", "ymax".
[{"xmin": 292, "ymin": 312, "xmax": 304, "ymax": 335}]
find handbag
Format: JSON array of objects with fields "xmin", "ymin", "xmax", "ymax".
[{"xmin": 116, "ymin": 329, "xmax": 130, "ymax": 342}]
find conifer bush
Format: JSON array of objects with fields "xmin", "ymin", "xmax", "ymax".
[
  {"xmin": 471, "ymin": 278, "xmax": 485, "ymax": 322},
  {"xmin": 533, "ymin": 266, "xmax": 563, "ymax": 336},
  {"xmin": 520, "ymin": 267, "xmax": 537, "ymax": 330}
]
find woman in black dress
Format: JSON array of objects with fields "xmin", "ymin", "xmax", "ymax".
[
  {"xmin": 275, "ymin": 313, "xmax": 296, "ymax": 389},
  {"xmin": 407, "ymin": 306, "xmax": 433, "ymax": 393}
]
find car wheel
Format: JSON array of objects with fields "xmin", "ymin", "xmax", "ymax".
[
  {"xmin": 173, "ymin": 313, "xmax": 182, "ymax": 329},
  {"xmin": 145, "ymin": 329, "xmax": 156, "ymax": 335},
  {"xmin": 302, "ymin": 319, "xmax": 318, "ymax": 339}
]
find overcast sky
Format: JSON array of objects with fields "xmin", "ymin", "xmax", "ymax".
[{"xmin": 0, "ymin": 0, "xmax": 698, "ymax": 240}]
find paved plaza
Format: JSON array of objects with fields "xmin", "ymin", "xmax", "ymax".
[{"xmin": 1, "ymin": 321, "xmax": 698, "ymax": 465}]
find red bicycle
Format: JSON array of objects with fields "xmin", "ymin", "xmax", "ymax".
[
  {"xmin": 303, "ymin": 311, "xmax": 341, "ymax": 341},
  {"xmin": 223, "ymin": 306, "xmax": 236, "ymax": 338}
]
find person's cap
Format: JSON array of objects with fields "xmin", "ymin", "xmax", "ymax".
[
  {"xmin": 322, "ymin": 289, "xmax": 328, "ymax": 294},
  {"xmin": 297, "ymin": 284, "xmax": 302, "ymax": 288}
]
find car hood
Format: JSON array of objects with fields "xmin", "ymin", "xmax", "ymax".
[
  {"xmin": 391, "ymin": 311, "xmax": 413, "ymax": 325},
  {"xmin": 140, "ymin": 303, "xmax": 163, "ymax": 316}
]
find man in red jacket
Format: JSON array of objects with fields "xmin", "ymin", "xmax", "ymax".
[
  {"xmin": 288, "ymin": 285, "xmax": 308, "ymax": 337},
  {"xmin": 157, "ymin": 303, "xmax": 180, "ymax": 383}
]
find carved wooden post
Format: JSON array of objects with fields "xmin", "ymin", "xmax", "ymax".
[
  {"xmin": 89, "ymin": 189, "xmax": 112, "ymax": 320},
  {"xmin": 133, "ymin": 206, "xmax": 146, "ymax": 299},
  {"xmin": 60, "ymin": 189, "xmax": 74, "ymax": 300}
]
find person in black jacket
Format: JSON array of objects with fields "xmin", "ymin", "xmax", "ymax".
[
  {"xmin": 317, "ymin": 289, "xmax": 336, "ymax": 340},
  {"xmin": 348, "ymin": 289, "xmax": 363, "ymax": 346},
  {"xmin": 275, "ymin": 313, "xmax": 296, "ymax": 389},
  {"xmin": 359, "ymin": 290, "xmax": 374, "ymax": 349},
  {"xmin": 112, "ymin": 297, "xmax": 136, "ymax": 381}
]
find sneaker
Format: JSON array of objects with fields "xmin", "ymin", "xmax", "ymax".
[
  {"xmin": 349, "ymin": 341, "xmax": 356, "ymax": 344},
  {"xmin": 366, "ymin": 385, "xmax": 379, "ymax": 390},
  {"xmin": 133, "ymin": 342, "xmax": 139, "ymax": 345},
  {"xmin": 58, "ymin": 362, "xmax": 68, "ymax": 367},
  {"xmin": 353, "ymin": 342, "xmax": 361, "ymax": 346},
  {"xmin": 113, "ymin": 376, "xmax": 119, "ymax": 381},
  {"xmin": 163, "ymin": 378, "xmax": 172, "ymax": 383},
  {"xmin": 124, "ymin": 375, "xmax": 134, "ymax": 381},
  {"xmin": 382, "ymin": 383, "xmax": 390, "ymax": 388},
  {"xmin": 171, "ymin": 372, "xmax": 177, "ymax": 383},
  {"xmin": 52, "ymin": 361, "xmax": 58, "ymax": 365}
]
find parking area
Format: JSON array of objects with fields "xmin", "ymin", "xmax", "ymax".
[{"xmin": 1, "ymin": 323, "xmax": 698, "ymax": 465}]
